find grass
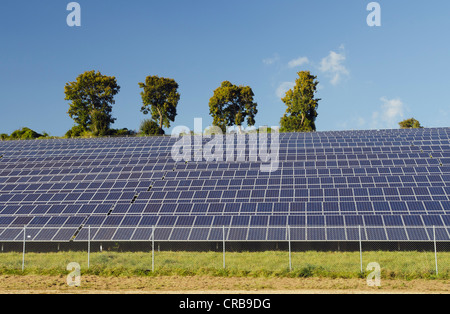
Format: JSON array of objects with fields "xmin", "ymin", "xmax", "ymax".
[{"xmin": 0, "ymin": 251, "xmax": 448, "ymax": 280}]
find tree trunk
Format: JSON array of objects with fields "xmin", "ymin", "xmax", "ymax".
[{"xmin": 157, "ymin": 108, "xmax": 163, "ymax": 130}]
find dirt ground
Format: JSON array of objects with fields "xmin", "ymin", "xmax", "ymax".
[{"xmin": 0, "ymin": 275, "xmax": 448, "ymax": 294}]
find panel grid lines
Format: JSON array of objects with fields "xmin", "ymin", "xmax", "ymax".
[{"xmin": 1, "ymin": 128, "xmax": 450, "ymax": 242}]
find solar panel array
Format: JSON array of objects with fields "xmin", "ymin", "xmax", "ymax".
[{"xmin": 0, "ymin": 128, "xmax": 450, "ymax": 242}]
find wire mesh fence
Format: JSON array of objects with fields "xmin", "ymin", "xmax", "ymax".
[{"xmin": 0, "ymin": 226, "xmax": 449, "ymax": 280}]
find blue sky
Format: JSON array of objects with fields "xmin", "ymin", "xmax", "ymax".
[{"xmin": 0, "ymin": 0, "xmax": 449, "ymax": 136}]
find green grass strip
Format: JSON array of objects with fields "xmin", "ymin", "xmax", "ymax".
[{"xmin": 0, "ymin": 251, "xmax": 448, "ymax": 280}]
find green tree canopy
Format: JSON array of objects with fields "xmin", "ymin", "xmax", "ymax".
[
  {"xmin": 139, "ymin": 76, "xmax": 180, "ymax": 130},
  {"xmin": 3, "ymin": 128, "xmax": 44, "ymax": 140},
  {"xmin": 209, "ymin": 81, "xmax": 258, "ymax": 133},
  {"xmin": 64, "ymin": 70, "xmax": 120, "ymax": 131},
  {"xmin": 90, "ymin": 109, "xmax": 111, "ymax": 136},
  {"xmin": 399, "ymin": 118, "xmax": 423, "ymax": 129},
  {"xmin": 280, "ymin": 71, "xmax": 320, "ymax": 132},
  {"xmin": 140, "ymin": 119, "xmax": 165, "ymax": 136}
]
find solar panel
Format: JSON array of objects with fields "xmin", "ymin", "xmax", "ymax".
[{"xmin": 1, "ymin": 128, "xmax": 450, "ymax": 242}]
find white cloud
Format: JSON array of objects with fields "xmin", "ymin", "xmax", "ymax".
[
  {"xmin": 380, "ymin": 97, "xmax": 404, "ymax": 121},
  {"xmin": 263, "ymin": 54, "xmax": 280, "ymax": 65},
  {"xmin": 276, "ymin": 81, "xmax": 295, "ymax": 99},
  {"xmin": 319, "ymin": 47, "xmax": 349, "ymax": 85},
  {"xmin": 357, "ymin": 117, "xmax": 366, "ymax": 127},
  {"xmin": 338, "ymin": 98, "xmax": 406, "ymax": 131},
  {"xmin": 288, "ymin": 56, "xmax": 309, "ymax": 68},
  {"xmin": 371, "ymin": 97, "xmax": 405, "ymax": 129}
]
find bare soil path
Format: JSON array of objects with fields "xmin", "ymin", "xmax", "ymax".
[{"xmin": 0, "ymin": 275, "xmax": 448, "ymax": 294}]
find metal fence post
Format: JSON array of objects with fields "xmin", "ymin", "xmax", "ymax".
[
  {"xmin": 433, "ymin": 226, "xmax": 438, "ymax": 276},
  {"xmin": 87, "ymin": 225, "xmax": 91, "ymax": 269},
  {"xmin": 288, "ymin": 226, "xmax": 292, "ymax": 271},
  {"xmin": 359, "ymin": 225, "xmax": 363, "ymax": 274},
  {"xmin": 152, "ymin": 226, "xmax": 155, "ymax": 272},
  {"xmin": 22, "ymin": 226, "xmax": 26, "ymax": 272},
  {"xmin": 223, "ymin": 226, "xmax": 226, "ymax": 269}
]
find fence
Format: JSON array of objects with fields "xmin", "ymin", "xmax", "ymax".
[{"xmin": 0, "ymin": 226, "xmax": 449, "ymax": 279}]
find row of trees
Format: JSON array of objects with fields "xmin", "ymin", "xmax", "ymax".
[
  {"xmin": 63, "ymin": 70, "xmax": 424, "ymax": 137},
  {"xmin": 64, "ymin": 71, "xmax": 181, "ymax": 137},
  {"xmin": 63, "ymin": 70, "xmax": 324, "ymax": 137},
  {"xmin": 0, "ymin": 128, "xmax": 50, "ymax": 141},
  {"xmin": 0, "ymin": 70, "xmax": 424, "ymax": 141}
]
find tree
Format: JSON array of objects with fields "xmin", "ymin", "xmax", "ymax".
[
  {"xmin": 280, "ymin": 71, "xmax": 320, "ymax": 132},
  {"xmin": 108, "ymin": 128, "xmax": 136, "ymax": 137},
  {"xmin": 65, "ymin": 125, "xmax": 86, "ymax": 138},
  {"xmin": 209, "ymin": 81, "xmax": 258, "ymax": 133},
  {"xmin": 0, "ymin": 128, "xmax": 51, "ymax": 140},
  {"xmin": 8, "ymin": 128, "xmax": 43, "ymax": 140},
  {"xmin": 140, "ymin": 119, "xmax": 165, "ymax": 136},
  {"xmin": 399, "ymin": 118, "xmax": 423, "ymax": 129},
  {"xmin": 90, "ymin": 109, "xmax": 110, "ymax": 136},
  {"xmin": 65, "ymin": 70, "xmax": 120, "ymax": 132},
  {"xmin": 139, "ymin": 76, "xmax": 180, "ymax": 131}
]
